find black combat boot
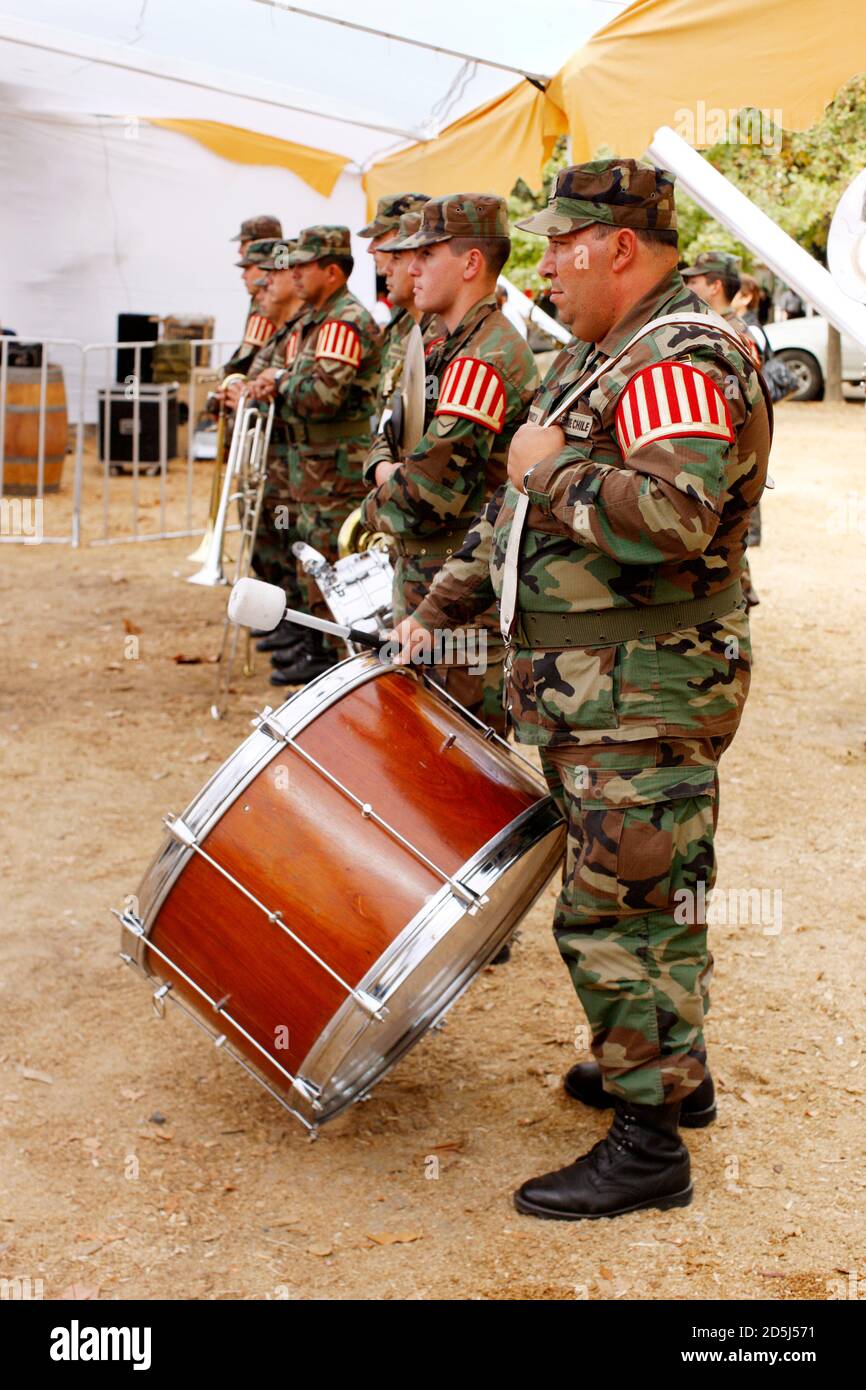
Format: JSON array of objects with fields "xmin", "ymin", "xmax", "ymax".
[
  {"xmin": 564, "ymin": 1059, "xmax": 716, "ymax": 1128},
  {"xmin": 514, "ymin": 1098, "xmax": 692, "ymax": 1221},
  {"xmin": 270, "ymin": 629, "xmax": 338, "ymax": 686},
  {"xmin": 257, "ymin": 618, "xmax": 303, "ymax": 654}
]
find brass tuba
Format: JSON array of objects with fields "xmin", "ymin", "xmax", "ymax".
[{"xmin": 337, "ymin": 507, "xmax": 391, "ymax": 557}]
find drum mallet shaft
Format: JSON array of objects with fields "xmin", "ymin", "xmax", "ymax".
[{"xmin": 227, "ymin": 577, "xmax": 384, "ymax": 652}]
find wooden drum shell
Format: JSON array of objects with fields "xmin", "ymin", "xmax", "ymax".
[{"xmin": 125, "ymin": 658, "xmax": 564, "ymax": 1126}]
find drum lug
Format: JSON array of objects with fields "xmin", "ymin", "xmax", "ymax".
[
  {"xmin": 253, "ymin": 707, "xmax": 290, "ymax": 742},
  {"xmin": 152, "ymin": 982, "xmax": 172, "ymax": 1018},
  {"xmin": 164, "ymin": 814, "xmax": 197, "ymax": 849},
  {"xmin": 354, "ymin": 989, "xmax": 387, "ymax": 1021},
  {"xmin": 291, "ymin": 1074, "xmax": 324, "ymax": 1112}
]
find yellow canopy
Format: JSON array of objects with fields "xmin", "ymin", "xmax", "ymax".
[
  {"xmin": 150, "ymin": 119, "xmax": 349, "ymax": 199},
  {"xmin": 363, "ymin": 82, "xmax": 566, "ymax": 216},
  {"xmin": 366, "ymin": 0, "xmax": 866, "ymax": 201},
  {"xmin": 551, "ymin": 0, "xmax": 866, "ymax": 161}
]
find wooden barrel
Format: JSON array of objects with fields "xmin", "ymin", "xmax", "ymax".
[{"xmin": 2, "ymin": 365, "xmax": 68, "ymax": 495}]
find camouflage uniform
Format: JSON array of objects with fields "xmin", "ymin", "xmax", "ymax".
[
  {"xmin": 411, "ymin": 162, "xmax": 770, "ymax": 1108},
  {"xmin": 683, "ymin": 250, "xmax": 763, "ymax": 586},
  {"xmin": 241, "ymin": 240, "xmax": 305, "ymax": 602},
  {"xmin": 276, "ymin": 226, "xmax": 381, "ymax": 626},
  {"xmin": 369, "ymin": 208, "xmax": 442, "ymax": 423},
  {"xmin": 222, "ymin": 235, "xmax": 282, "ymax": 377},
  {"xmin": 361, "ymin": 195, "xmax": 538, "ymax": 731}
]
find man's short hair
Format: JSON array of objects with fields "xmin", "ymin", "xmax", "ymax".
[
  {"xmin": 713, "ymin": 272, "xmax": 742, "ymax": 301},
  {"xmin": 448, "ymin": 235, "xmax": 511, "ymax": 277},
  {"xmin": 317, "ymin": 254, "xmax": 354, "ymax": 277},
  {"xmin": 592, "ymin": 223, "xmax": 679, "ymax": 251}
]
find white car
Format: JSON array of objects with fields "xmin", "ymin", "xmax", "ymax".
[{"xmin": 764, "ymin": 315, "xmax": 866, "ymax": 399}]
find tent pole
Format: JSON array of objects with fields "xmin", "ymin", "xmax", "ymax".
[{"xmin": 250, "ymin": 1, "xmax": 551, "ymax": 85}]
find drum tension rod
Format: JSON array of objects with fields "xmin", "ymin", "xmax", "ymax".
[
  {"xmin": 113, "ymin": 908, "xmax": 321, "ymax": 1125},
  {"xmin": 251, "ymin": 713, "xmax": 486, "ymax": 913},
  {"xmin": 159, "ymin": 818, "xmax": 387, "ymax": 1022}
]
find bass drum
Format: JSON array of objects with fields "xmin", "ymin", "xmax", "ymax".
[{"xmin": 118, "ymin": 655, "xmax": 564, "ymax": 1131}]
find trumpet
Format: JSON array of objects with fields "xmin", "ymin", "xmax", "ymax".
[{"xmin": 187, "ymin": 373, "xmax": 246, "ymax": 564}]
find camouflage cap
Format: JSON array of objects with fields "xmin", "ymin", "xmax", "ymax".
[
  {"xmin": 388, "ymin": 193, "xmax": 511, "ymax": 250},
  {"xmin": 358, "ymin": 193, "xmax": 430, "ymax": 239},
  {"xmin": 288, "ymin": 226, "xmax": 353, "ymax": 265},
  {"xmin": 236, "ymin": 238, "xmax": 281, "ymax": 268},
  {"xmin": 231, "ymin": 214, "xmax": 283, "ymax": 243},
  {"xmin": 681, "ymin": 250, "xmax": 742, "ymax": 280},
  {"xmin": 515, "ymin": 159, "xmax": 677, "ymax": 237},
  {"xmin": 256, "ymin": 239, "xmax": 299, "ymax": 271},
  {"xmin": 377, "ymin": 209, "xmax": 424, "ymax": 253}
]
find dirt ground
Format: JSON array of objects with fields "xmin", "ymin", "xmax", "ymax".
[{"xmin": 2, "ymin": 400, "xmax": 865, "ymax": 1302}]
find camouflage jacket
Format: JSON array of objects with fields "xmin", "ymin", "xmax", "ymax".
[
  {"xmin": 412, "ymin": 268, "xmax": 771, "ymax": 748},
  {"xmin": 360, "ymin": 293, "xmax": 538, "ymax": 541},
  {"xmin": 247, "ymin": 312, "xmax": 305, "ymax": 456},
  {"xmin": 222, "ymin": 300, "xmax": 276, "ymax": 376},
  {"xmin": 275, "ymin": 285, "xmax": 381, "ymax": 501}
]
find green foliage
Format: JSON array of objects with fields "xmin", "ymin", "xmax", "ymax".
[
  {"xmin": 505, "ymin": 138, "xmax": 568, "ymax": 291},
  {"xmin": 506, "ymin": 79, "xmax": 866, "ymax": 284},
  {"xmin": 678, "ymin": 76, "xmax": 866, "ymax": 268}
]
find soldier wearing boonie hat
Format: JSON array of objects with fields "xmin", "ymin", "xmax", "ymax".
[
  {"xmin": 360, "ymin": 191, "xmax": 539, "ymax": 733},
  {"xmin": 390, "ymin": 159, "xmax": 771, "ymax": 1221}
]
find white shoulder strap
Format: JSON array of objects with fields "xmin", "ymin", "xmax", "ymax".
[
  {"xmin": 544, "ymin": 311, "xmax": 753, "ymax": 426},
  {"xmin": 500, "ymin": 311, "xmax": 757, "ymax": 640}
]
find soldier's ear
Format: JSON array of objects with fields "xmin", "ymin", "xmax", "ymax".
[
  {"xmin": 463, "ymin": 246, "xmax": 485, "ymax": 282},
  {"xmin": 610, "ymin": 227, "xmax": 640, "ymax": 273}
]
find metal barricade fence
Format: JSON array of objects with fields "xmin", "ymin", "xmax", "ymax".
[
  {"xmin": 1, "ymin": 335, "xmax": 239, "ymax": 547},
  {"xmin": 0, "ymin": 335, "xmax": 85, "ymax": 545}
]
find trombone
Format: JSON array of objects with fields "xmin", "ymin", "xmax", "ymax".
[
  {"xmin": 184, "ymin": 387, "xmax": 274, "ymax": 717},
  {"xmin": 187, "ymin": 372, "xmax": 246, "ymax": 565}
]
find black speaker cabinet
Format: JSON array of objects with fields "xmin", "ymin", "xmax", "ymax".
[
  {"xmin": 97, "ymin": 384, "xmax": 178, "ymax": 473},
  {"xmin": 116, "ymin": 313, "xmax": 159, "ymax": 385}
]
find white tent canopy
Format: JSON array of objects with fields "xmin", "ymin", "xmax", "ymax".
[{"xmin": 0, "ymin": 0, "xmax": 620, "ymax": 370}]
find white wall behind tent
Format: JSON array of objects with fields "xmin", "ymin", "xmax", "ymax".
[{"xmin": 0, "ymin": 108, "xmax": 367, "ymax": 421}]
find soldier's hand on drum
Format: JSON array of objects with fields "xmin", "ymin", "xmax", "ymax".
[
  {"xmin": 506, "ymin": 422, "xmax": 565, "ymax": 492},
  {"xmin": 389, "ymin": 616, "xmax": 433, "ymax": 667}
]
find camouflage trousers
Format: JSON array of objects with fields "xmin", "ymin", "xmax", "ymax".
[
  {"xmin": 539, "ymin": 733, "xmax": 734, "ymax": 1107},
  {"xmin": 297, "ymin": 497, "xmax": 365, "ymax": 646},
  {"xmin": 251, "ymin": 456, "xmax": 303, "ymax": 609},
  {"xmin": 394, "ymin": 550, "xmax": 507, "ymax": 735}
]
